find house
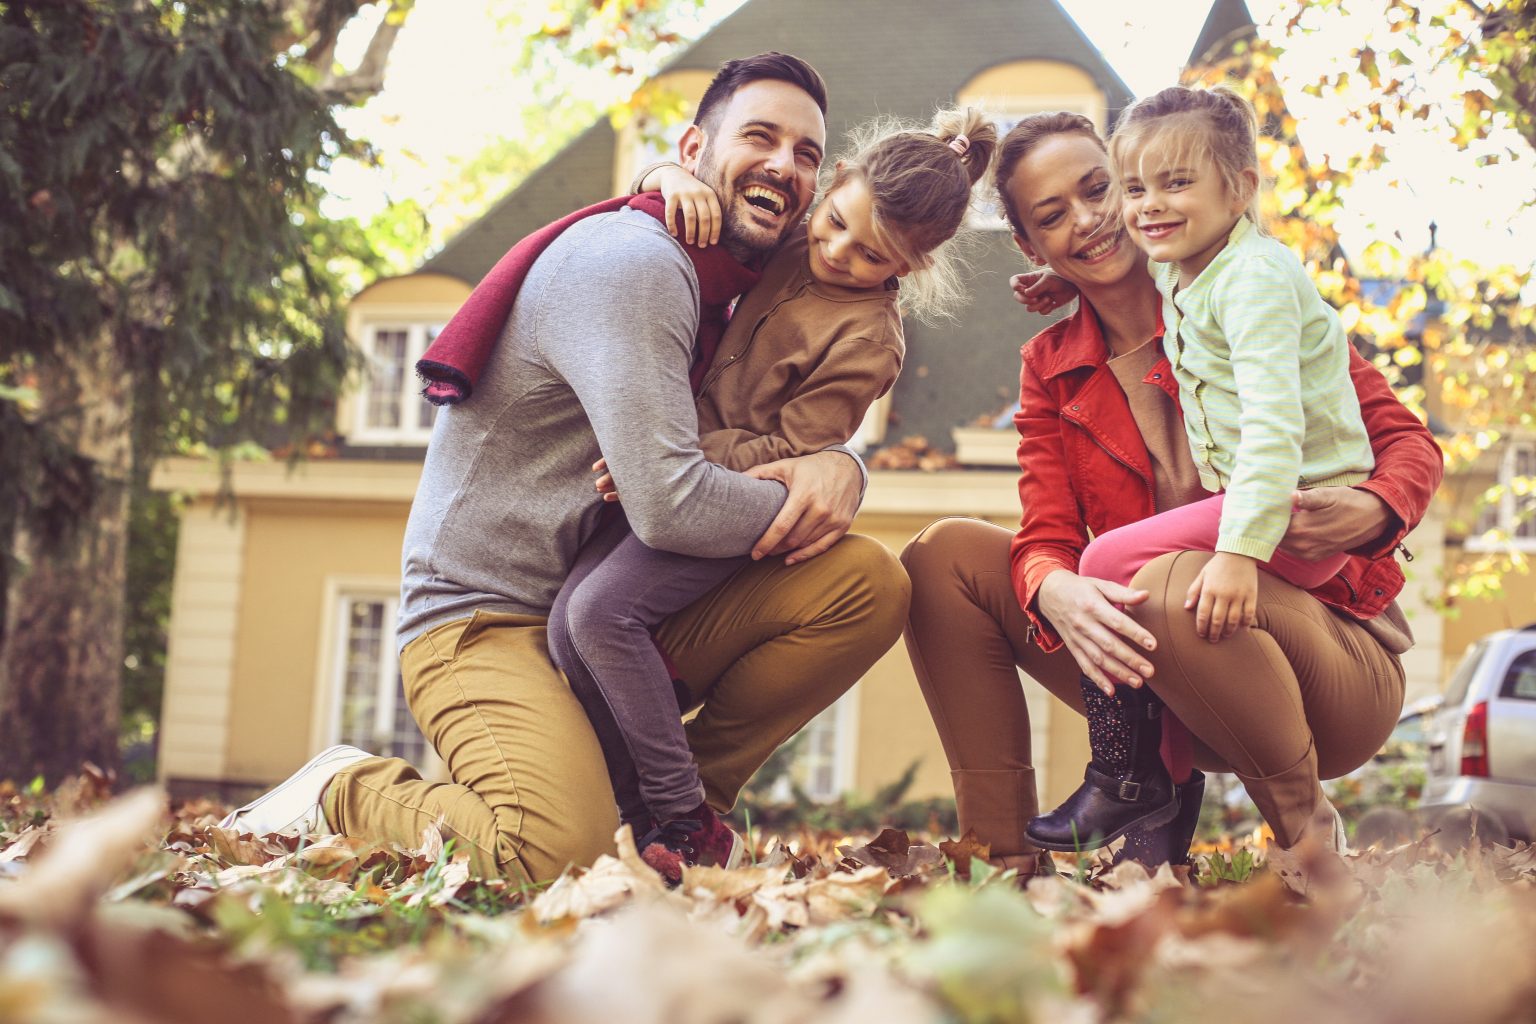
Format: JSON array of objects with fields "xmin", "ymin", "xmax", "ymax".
[{"xmin": 151, "ymin": 0, "xmax": 1477, "ymax": 811}]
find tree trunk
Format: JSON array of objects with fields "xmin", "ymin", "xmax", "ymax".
[{"xmin": 0, "ymin": 332, "xmax": 133, "ymax": 786}]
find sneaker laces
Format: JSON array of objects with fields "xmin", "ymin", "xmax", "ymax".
[{"xmin": 639, "ymin": 817, "xmax": 704, "ymax": 860}]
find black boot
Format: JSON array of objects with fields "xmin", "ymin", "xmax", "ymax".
[
  {"xmin": 1025, "ymin": 677, "xmax": 1178, "ymax": 852},
  {"xmin": 1116, "ymin": 769, "xmax": 1206, "ymax": 869}
]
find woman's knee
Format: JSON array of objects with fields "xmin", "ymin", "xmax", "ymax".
[
  {"xmin": 900, "ymin": 517, "xmax": 990, "ymax": 579},
  {"xmin": 1127, "ymin": 550, "xmax": 1212, "ymax": 630}
]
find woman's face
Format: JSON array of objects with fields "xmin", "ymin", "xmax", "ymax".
[{"xmin": 1003, "ymin": 132, "xmax": 1143, "ymax": 293}]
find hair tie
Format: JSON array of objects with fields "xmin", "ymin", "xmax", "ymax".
[{"xmin": 948, "ymin": 133, "xmax": 970, "ymax": 157}]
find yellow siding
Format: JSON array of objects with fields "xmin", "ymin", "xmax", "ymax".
[
  {"xmin": 223, "ymin": 499, "xmax": 408, "ymax": 782},
  {"xmin": 848, "ymin": 511, "xmax": 1088, "ymax": 810},
  {"xmin": 158, "ymin": 500, "xmax": 245, "ymax": 782},
  {"xmin": 962, "ymin": 59, "xmax": 1100, "ymax": 97},
  {"xmin": 1441, "ymin": 552, "xmax": 1536, "ymax": 675},
  {"xmin": 351, "ymin": 272, "xmax": 472, "ymax": 308}
]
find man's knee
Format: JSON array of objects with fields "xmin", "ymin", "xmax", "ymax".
[
  {"xmin": 823, "ymin": 533, "xmax": 911, "ymax": 639},
  {"xmin": 499, "ymin": 818, "xmax": 616, "ymax": 886}
]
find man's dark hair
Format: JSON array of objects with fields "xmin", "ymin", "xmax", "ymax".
[{"xmin": 693, "ymin": 52, "xmax": 828, "ymax": 131}]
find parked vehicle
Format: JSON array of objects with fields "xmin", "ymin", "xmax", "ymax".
[{"xmin": 1421, "ymin": 624, "xmax": 1536, "ymax": 841}]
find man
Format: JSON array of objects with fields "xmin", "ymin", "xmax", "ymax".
[{"xmin": 223, "ymin": 53, "xmax": 910, "ymax": 884}]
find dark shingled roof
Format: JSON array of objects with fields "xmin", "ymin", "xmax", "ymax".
[
  {"xmin": 424, "ymin": 0, "xmax": 1138, "ymax": 452},
  {"xmin": 1186, "ymin": 0, "xmax": 1256, "ymax": 69}
]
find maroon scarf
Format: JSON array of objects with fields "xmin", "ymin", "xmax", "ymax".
[{"xmin": 417, "ymin": 193, "xmax": 761, "ymax": 404}]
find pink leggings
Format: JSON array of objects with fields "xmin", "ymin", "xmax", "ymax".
[{"xmin": 1079, "ymin": 493, "xmax": 1348, "ymax": 780}]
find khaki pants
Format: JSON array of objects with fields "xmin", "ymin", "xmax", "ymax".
[
  {"xmin": 324, "ymin": 535, "xmax": 909, "ymax": 884},
  {"xmin": 901, "ymin": 518, "xmax": 1404, "ymax": 850}
]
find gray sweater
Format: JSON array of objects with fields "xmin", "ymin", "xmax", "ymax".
[{"xmin": 398, "ymin": 208, "xmax": 794, "ymax": 648}]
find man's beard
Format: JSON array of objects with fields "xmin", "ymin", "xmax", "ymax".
[{"xmin": 695, "ymin": 150, "xmax": 799, "ymax": 263}]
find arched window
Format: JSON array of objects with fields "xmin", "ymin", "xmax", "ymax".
[{"xmin": 958, "ymin": 60, "xmax": 1108, "ymax": 229}]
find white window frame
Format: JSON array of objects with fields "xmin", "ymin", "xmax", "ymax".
[
  {"xmin": 351, "ymin": 321, "xmax": 445, "ymax": 445},
  {"xmin": 1466, "ymin": 438, "xmax": 1536, "ymax": 552},
  {"xmin": 310, "ymin": 576, "xmax": 444, "ymax": 776},
  {"xmin": 775, "ymin": 686, "xmax": 860, "ymax": 802}
]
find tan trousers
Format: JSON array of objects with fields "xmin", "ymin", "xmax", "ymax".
[
  {"xmin": 901, "ymin": 518, "xmax": 1404, "ymax": 850},
  {"xmin": 323, "ymin": 535, "xmax": 909, "ymax": 884}
]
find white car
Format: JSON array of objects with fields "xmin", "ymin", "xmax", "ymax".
[{"xmin": 1421, "ymin": 625, "xmax": 1536, "ymax": 841}]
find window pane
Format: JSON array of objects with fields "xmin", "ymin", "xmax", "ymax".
[
  {"xmin": 366, "ymin": 329, "xmax": 409, "ymax": 430},
  {"xmin": 1500, "ymin": 650, "xmax": 1536, "ymax": 701},
  {"xmin": 1513, "ymin": 444, "xmax": 1535, "ymax": 540},
  {"xmin": 340, "ymin": 600, "xmax": 387, "ymax": 747},
  {"xmin": 339, "ymin": 597, "xmax": 430, "ymax": 766},
  {"xmin": 416, "ymin": 326, "xmax": 443, "ymax": 431},
  {"xmin": 796, "ymin": 705, "xmax": 841, "ymax": 801}
]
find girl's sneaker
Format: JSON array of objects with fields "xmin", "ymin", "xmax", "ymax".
[{"xmin": 638, "ymin": 801, "xmax": 743, "ymax": 885}]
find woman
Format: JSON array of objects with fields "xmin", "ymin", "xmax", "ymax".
[{"xmin": 901, "ymin": 112, "xmax": 1442, "ymax": 875}]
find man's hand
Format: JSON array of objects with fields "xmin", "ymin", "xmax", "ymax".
[
  {"xmin": 1279, "ymin": 486, "xmax": 1392, "ymax": 561},
  {"xmin": 744, "ymin": 450, "xmax": 862, "ymax": 564},
  {"xmin": 1184, "ymin": 552, "xmax": 1258, "ymax": 642},
  {"xmin": 1036, "ymin": 569, "xmax": 1157, "ymax": 695}
]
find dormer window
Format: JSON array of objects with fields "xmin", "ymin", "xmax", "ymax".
[
  {"xmin": 353, "ymin": 323, "xmax": 443, "ymax": 445},
  {"xmin": 958, "ymin": 60, "xmax": 1109, "ymax": 230}
]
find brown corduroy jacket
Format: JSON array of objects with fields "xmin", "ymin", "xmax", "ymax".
[{"xmin": 693, "ymin": 231, "xmax": 904, "ymax": 471}]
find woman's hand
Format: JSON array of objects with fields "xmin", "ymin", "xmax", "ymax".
[
  {"xmin": 1036, "ymin": 569, "xmax": 1158, "ymax": 696},
  {"xmin": 643, "ymin": 164, "xmax": 721, "ymax": 247},
  {"xmin": 1010, "ymin": 270, "xmax": 1079, "ymax": 315},
  {"xmin": 1184, "ymin": 552, "xmax": 1258, "ymax": 642}
]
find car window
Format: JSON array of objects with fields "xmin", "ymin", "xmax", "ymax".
[
  {"xmin": 1499, "ymin": 649, "xmax": 1536, "ymax": 701},
  {"xmin": 1443, "ymin": 640, "xmax": 1488, "ymax": 706}
]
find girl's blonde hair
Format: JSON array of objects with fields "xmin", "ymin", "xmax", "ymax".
[
  {"xmin": 1108, "ymin": 84, "xmax": 1263, "ymax": 228},
  {"xmin": 827, "ymin": 107, "xmax": 997, "ymax": 320}
]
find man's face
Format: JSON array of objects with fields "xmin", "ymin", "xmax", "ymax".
[{"xmin": 680, "ymin": 79, "xmax": 826, "ymax": 260}]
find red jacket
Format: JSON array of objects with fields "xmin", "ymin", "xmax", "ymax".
[{"xmin": 1010, "ymin": 306, "xmax": 1444, "ymax": 652}]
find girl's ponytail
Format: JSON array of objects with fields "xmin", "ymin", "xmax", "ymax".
[{"xmin": 934, "ymin": 107, "xmax": 999, "ymax": 189}]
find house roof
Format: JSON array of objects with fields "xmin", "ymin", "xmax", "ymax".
[
  {"xmin": 1186, "ymin": 0, "xmax": 1257, "ymax": 69},
  {"xmin": 427, "ymin": 0, "xmax": 1132, "ymax": 284},
  {"xmin": 421, "ymin": 0, "xmax": 1139, "ymax": 453}
]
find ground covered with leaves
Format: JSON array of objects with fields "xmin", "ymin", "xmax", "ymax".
[{"xmin": 2, "ymin": 774, "xmax": 1534, "ymax": 1024}]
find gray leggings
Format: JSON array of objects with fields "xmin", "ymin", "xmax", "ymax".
[{"xmin": 547, "ymin": 514, "xmax": 745, "ymax": 827}]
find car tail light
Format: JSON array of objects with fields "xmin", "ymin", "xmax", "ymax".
[{"xmin": 1460, "ymin": 701, "xmax": 1490, "ymax": 778}]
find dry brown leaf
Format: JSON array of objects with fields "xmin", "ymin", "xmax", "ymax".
[
  {"xmin": 0, "ymin": 788, "xmax": 166, "ymax": 928},
  {"xmin": 1063, "ymin": 885, "xmax": 1181, "ymax": 1015},
  {"xmin": 837, "ymin": 828, "xmax": 943, "ymax": 879},
  {"xmin": 0, "ymin": 827, "xmax": 48, "ymax": 864},
  {"xmin": 530, "ymin": 828, "xmax": 670, "ymax": 924},
  {"xmin": 936, "ymin": 829, "xmax": 990, "ymax": 878}
]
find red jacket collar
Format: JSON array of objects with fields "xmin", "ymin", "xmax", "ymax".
[{"xmin": 1031, "ymin": 305, "xmax": 1166, "ymax": 382}]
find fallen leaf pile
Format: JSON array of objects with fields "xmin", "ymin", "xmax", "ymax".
[{"xmin": 2, "ymin": 780, "xmax": 1535, "ymax": 1024}]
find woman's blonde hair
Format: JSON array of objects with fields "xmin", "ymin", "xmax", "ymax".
[
  {"xmin": 827, "ymin": 107, "xmax": 997, "ymax": 320},
  {"xmin": 1107, "ymin": 84, "xmax": 1263, "ymax": 227}
]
